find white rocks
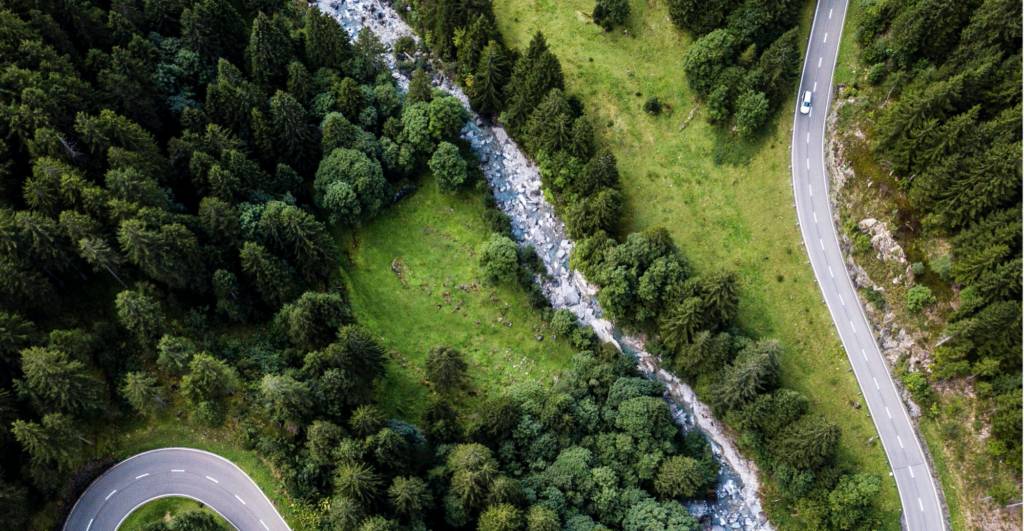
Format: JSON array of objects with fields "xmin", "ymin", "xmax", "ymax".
[{"xmin": 858, "ymin": 218, "xmax": 907, "ymax": 264}]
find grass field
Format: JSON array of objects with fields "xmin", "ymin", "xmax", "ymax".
[
  {"xmin": 119, "ymin": 497, "xmax": 232, "ymax": 531},
  {"xmin": 338, "ymin": 174, "xmax": 578, "ymax": 422},
  {"xmin": 488, "ymin": 0, "xmax": 901, "ymax": 526}
]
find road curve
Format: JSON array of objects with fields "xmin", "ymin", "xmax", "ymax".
[
  {"xmin": 63, "ymin": 448, "xmax": 291, "ymax": 531},
  {"xmin": 790, "ymin": 1, "xmax": 946, "ymax": 530}
]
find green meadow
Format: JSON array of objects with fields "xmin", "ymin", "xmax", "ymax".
[{"xmin": 338, "ymin": 174, "xmax": 577, "ymax": 422}]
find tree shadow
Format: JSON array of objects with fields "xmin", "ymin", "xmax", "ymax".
[{"xmin": 709, "ymin": 117, "xmax": 781, "ymax": 167}]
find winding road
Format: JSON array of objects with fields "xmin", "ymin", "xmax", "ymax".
[
  {"xmin": 63, "ymin": 448, "xmax": 290, "ymax": 531},
  {"xmin": 791, "ymin": 0, "xmax": 945, "ymax": 529}
]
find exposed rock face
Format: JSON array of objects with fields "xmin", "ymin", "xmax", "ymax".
[
  {"xmin": 320, "ymin": 0, "xmax": 769, "ymax": 527},
  {"xmin": 858, "ymin": 218, "xmax": 907, "ymax": 264}
]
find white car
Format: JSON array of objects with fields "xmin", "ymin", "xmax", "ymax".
[{"xmin": 800, "ymin": 91, "xmax": 812, "ymax": 114}]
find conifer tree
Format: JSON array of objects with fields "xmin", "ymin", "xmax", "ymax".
[
  {"xmin": 248, "ymin": 12, "xmax": 294, "ymax": 88},
  {"xmin": 239, "ymin": 241, "xmax": 297, "ymax": 307},
  {"xmin": 305, "ymin": 7, "xmax": 352, "ymax": 72},
  {"xmin": 471, "ymin": 41, "xmax": 510, "ymax": 115}
]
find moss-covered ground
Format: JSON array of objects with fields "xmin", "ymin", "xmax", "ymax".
[{"xmin": 487, "ymin": 0, "xmax": 901, "ymax": 526}]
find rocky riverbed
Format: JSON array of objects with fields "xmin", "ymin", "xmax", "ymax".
[{"xmin": 318, "ymin": 0, "xmax": 770, "ymax": 527}]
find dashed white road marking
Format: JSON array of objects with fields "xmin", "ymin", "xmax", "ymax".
[
  {"xmin": 824, "ymin": 33, "xmax": 828, "ymax": 43},
  {"xmin": 813, "ymin": 82, "xmax": 817, "ymax": 92},
  {"xmin": 806, "ymin": 132, "xmax": 810, "ymax": 143},
  {"xmin": 850, "ymin": 320, "xmax": 856, "ymax": 332},
  {"xmin": 87, "ymin": 520, "xmax": 93, "ymax": 531},
  {"xmin": 806, "ymin": 158, "xmax": 810, "ymax": 169},
  {"xmin": 828, "ymin": 265, "xmax": 834, "ymax": 277},
  {"xmin": 861, "ymin": 348, "xmax": 867, "ymax": 360},
  {"xmin": 873, "ymin": 377, "xmax": 880, "ymax": 389},
  {"xmin": 206, "ymin": 476, "xmax": 219, "ymax": 484},
  {"xmin": 898, "ymin": 435, "xmax": 904, "ymax": 448},
  {"xmin": 885, "ymin": 407, "xmax": 892, "ymax": 419},
  {"xmin": 819, "ymin": 239, "xmax": 825, "ymax": 250},
  {"xmin": 106, "ymin": 490, "xmax": 117, "ymax": 500},
  {"xmin": 909, "ymin": 467, "xmax": 915, "ymax": 478},
  {"xmin": 135, "ymin": 473, "xmax": 149, "ymax": 480},
  {"xmin": 838, "ymin": 293, "xmax": 844, "ymax": 305},
  {"xmin": 829, "ymin": 8, "xmax": 833, "ymax": 18},
  {"xmin": 818, "ymin": 57, "xmax": 822, "ymax": 67},
  {"xmin": 809, "ymin": 183, "xmax": 813, "ymax": 196},
  {"xmin": 919, "ymin": 498, "xmax": 924, "ymax": 511},
  {"xmin": 260, "ymin": 520, "xmax": 270, "ymax": 530},
  {"xmin": 235, "ymin": 494, "xmax": 246, "ymax": 505},
  {"xmin": 813, "ymin": 211, "xmax": 818, "ymax": 223},
  {"xmin": 171, "ymin": 469, "xmax": 185, "ymax": 473}
]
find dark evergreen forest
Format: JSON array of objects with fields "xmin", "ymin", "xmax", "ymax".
[
  {"xmin": 856, "ymin": 0, "xmax": 1022, "ymax": 470},
  {"xmin": 0, "ymin": 0, "xmax": 726, "ymax": 529}
]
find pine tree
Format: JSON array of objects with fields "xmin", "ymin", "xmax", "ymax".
[
  {"xmin": 259, "ymin": 373, "xmax": 311, "ymax": 424},
  {"xmin": 11, "ymin": 413, "xmax": 79, "ymax": 470},
  {"xmin": 180, "ymin": 352, "xmax": 238, "ymax": 405},
  {"xmin": 115, "ymin": 289, "xmax": 166, "ymax": 343},
  {"xmin": 18, "ymin": 347, "xmax": 104, "ymax": 414},
  {"xmin": 121, "ymin": 371, "xmax": 161, "ymax": 416},
  {"xmin": 425, "ymin": 345, "xmax": 468, "ymax": 392},
  {"xmin": 712, "ymin": 339, "xmax": 782, "ymax": 411},
  {"xmin": 502, "ymin": 32, "xmax": 564, "ymax": 134},
  {"xmin": 239, "ymin": 241, "xmax": 297, "ymax": 307},
  {"xmin": 248, "ymin": 12, "xmax": 294, "ymax": 88},
  {"xmin": 180, "ymin": 0, "xmax": 247, "ymax": 65},
  {"xmin": 304, "ymin": 6, "xmax": 352, "ymax": 72},
  {"xmin": 78, "ymin": 238, "xmax": 127, "ymax": 288},
  {"xmin": 269, "ymin": 90, "xmax": 315, "ymax": 170},
  {"xmin": 471, "ymin": 41, "xmax": 510, "ymax": 115},
  {"xmin": 406, "ymin": 69, "xmax": 433, "ymax": 105}
]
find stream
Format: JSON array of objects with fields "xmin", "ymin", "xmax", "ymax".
[{"xmin": 318, "ymin": 1, "xmax": 770, "ymax": 528}]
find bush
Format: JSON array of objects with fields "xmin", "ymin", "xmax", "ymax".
[
  {"xmin": 643, "ymin": 97, "xmax": 663, "ymax": 115},
  {"xmin": 906, "ymin": 285, "xmax": 935, "ymax": 312},
  {"xmin": 852, "ymin": 233, "xmax": 872, "ymax": 255},
  {"xmin": 394, "ymin": 36, "xmax": 416, "ymax": 57},
  {"xmin": 931, "ymin": 255, "xmax": 953, "ymax": 282},
  {"xmin": 735, "ymin": 91, "xmax": 769, "ymax": 137},
  {"xmin": 193, "ymin": 401, "xmax": 225, "ymax": 427},
  {"xmin": 593, "ymin": 0, "xmax": 630, "ymax": 30},
  {"xmin": 483, "ymin": 209, "xmax": 513, "ymax": 238},
  {"xmin": 480, "ymin": 234, "xmax": 520, "ymax": 284},
  {"xmin": 911, "ymin": 262, "xmax": 925, "ymax": 276},
  {"xmin": 860, "ymin": 288, "xmax": 885, "ymax": 310},
  {"xmin": 866, "ymin": 63, "xmax": 887, "ymax": 85}
]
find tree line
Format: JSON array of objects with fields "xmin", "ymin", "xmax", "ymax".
[{"xmin": 856, "ymin": 0, "xmax": 1022, "ymax": 470}]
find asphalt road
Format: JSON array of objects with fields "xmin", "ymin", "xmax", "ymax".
[
  {"xmin": 63, "ymin": 448, "xmax": 290, "ymax": 531},
  {"xmin": 791, "ymin": 1, "xmax": 946, "ymax": 529}
]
